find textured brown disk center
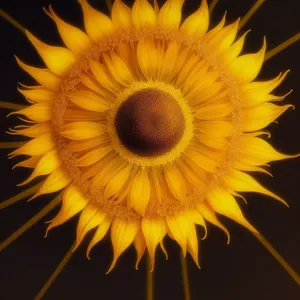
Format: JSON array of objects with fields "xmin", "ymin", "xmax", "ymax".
[{"xmin": 115, "ymin": 88, "xmax": 185, "ymax": 156}]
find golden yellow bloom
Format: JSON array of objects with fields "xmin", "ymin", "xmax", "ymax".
[
  {"xmin": 1, "ymin": 2, "xmax": 300, "ymax": 296},
  {"xmin": 5, "ymin": 0, "xmax": 298, "ymax": 271}
]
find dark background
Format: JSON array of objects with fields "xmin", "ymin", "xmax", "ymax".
[{"xmin": 0, "ymin": 0, "xmax": 300, "ymax": 299}]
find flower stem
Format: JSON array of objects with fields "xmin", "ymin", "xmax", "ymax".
[
  {"xmin": 265, "ymin": 32, "xmax": 300, "ymax": 62},
  {"xmin": 146, "ymin": 254, "xmax": 154, "ymax": 300},
  {"xmin": 181, "ymin": 253, "xmax": 191, "ymax": 300},
  {"xmin": 0, "ymin": 101, "xmax": 27, "ymax": 111},
  {"xmin": 0, "ymin": 182, "xmax": 42, "ymax": 210},
  {"xmin": 0, "ymin": 141, "xmax": 25, "ymax": 149},
  {"xmin": 209, "ymin": 0, "xmax": 219, "ymax": 14},
  {"xmin": 0, "ymin": 193, "xmax": 62, "ymax": 252},
  {"xmin": 105, "ymin": 0, "xmax": 112, "ymax": 14},
  {"xmin": 34, "ymin": 243, "xmax": 75, "ymax": 300},
  {"xmin": 253, "ymin": 232, "xmax": 300, "ymax": 286},
  {"xmin": 239, "ymin": 0, "xmax": 265, "ymax": 30},
  {"xmin": 0, "ymin": 9, "xmax": 26, "ymax": 34}
]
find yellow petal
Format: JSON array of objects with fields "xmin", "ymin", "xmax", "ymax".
[
  {"xmin": 180, "ymin": 61, "xmax": 210, "ymax": 96},
  {"xmin": 195, "ymin": 101, "xmax": 232, "ymax": 120},
  {"xmin": 132, "ymin": 0, "xmax": 156, "ymax": 30},
  {"xmin": 75, "ymin": 209, "xmax": 107, "ymax": 249},
  {"xmin": 46, "ymin": 184, "xmax": 87, "ymax": 234},
  {"xmin": 86, "ymin": 216, "xmax": 112, "ymax": 259},
  {"xmin": 225, "ymin": 30, "xmax": 249, "ymax": 63},
  {"xmin": 195, "ymin": 133, "xmax": 229, "ymax": 150},
  {"xmin": 118, "ymin": 42, "xmax": 143, "ymax": 79},
  {"xmin": 89, "ymin": 60, "xmax": 120, "ymax": 93},
  {"xmin": 137, "ymin": 37, "xmax": 157, "ymax": 79},
  {"xmin": 80, "ymin": 73, "xmax": 114, "ymax": 102},
  {"xmin": 67, "ymin": 134, "xmax": 110, "ymax": 152},
  {"xmin": 76, "ymin": 204, "xmax": 98, "ymax": 239},
  {"xmin": 238, "ymin": 135, "xmax": 298, "ymax": 165},
  {"xmin": 9, "ymin": 133, "xmax": 55, "ymax": 157},
  {"xmin": 240, "ymin": 71, "xmax": 289, "ymax": 107},
  {"xmin": 107, "ymin": 218, "xmax": 140, "ymax": 273},
  {"xmin": 196, "ymin": 202, "xmax": 230, "ymax": 243},
  {"xmin": 61, "ymin": 121, "xmax": 106, "ymax": 140},
  {"xmin": 194, "ymin": 120, "xmax": 234, "ymax": 137},
  {"xmin": 68, "ymin": 90, "xmax": 109, "ymax": 112},
  {"xmin": 204, "ymin": 13, "xmax": 226, "ymax": 40},
  {"xmin": 63, "ymin": 108, "xmax": 104, "ymax": 122},
  {"xmin": 169, "ymin": 46, "xmax": 191, "ymax": 82},
  {"xmin": 31, "ymin": 149, "xmax": 60, "ymax": 176},
  {"xmin": 112, "ymin": 0, "xmax": 132, "ymax": 30},
  {"xmin": 229, "ymin": 38, "xmax": 266, "ymax": 82},
  {"xmin": 157, "ymin": 169, "xmax": 178, "ymax": 205},
  {"xmin": 177, "ymin": 158, "xmax": 207, "ymax": 191},
  {"xmin": 149, "ymin": 169, "xmax": 163, "ymax": 203},
  {"xmin": 130, "ymin": 168, "xmax": 151, "ymax": 216},
  {"xmin": 159, "ymin": 40, "xmax": 179, "ymax": 81},
  {"xmin": 166, "ymin": 212, "xmax": 190, "ymax": 254},
  {"xmin": 45, "ymin": 5, "xmax": 92, "ymax": 54},
  {"xmin": 104, "ymin": 164, "xmax": 133, "ymax": 199},
  {"xmin": 78, "ymin": 0, "xmax": 115, "ymax": 41},
  {"xmin": 164, "ymin": 163, "xmax": 186, "ymax": 202},
  {"xmin": 187, "ymin": 81, "xmax": 224, "ymax": 107},
  {"xmin": 76, "ymin": 146, "xmax": 111, "ymax": 167},
  {"xmin": 180, "ymin": 0, "xmax": 209, "ymax": 38},
  {"xmin": 32, "ymin": 167, "xmax": 71, "ymax": 199},
  {"xmin": 103, "ymin": 52, "xmax": 134, "ymax": 86},
  {"xmin": 207, "ymin": 187, "xmax": 257, "ymax": 232},
  {"xmin": 175, "ymin": 53, "xmax": 201, "ymax": 87},
  {"xmin": 89, "ymin": 157, "xmax": 127, "ymax": 190},
  {"xmin": 26, "ymin": 31, "xmax": 76, "ymax": 76},
  {"xmin": 134, "ymin": 228, "xmax": 146, "ymax": 270},
  {"xmin": 160, "ymin": 240, "xmax": 168, "ymax": 260},
  {"xmin": 187, "ymin": 223, "xmax": 200, "ymax": 267},
  {"xmin": 183, "ymin": 149, "xmax": 218, "ymax": 173},
  {"xmin": 15, "ymin": 57, "xmax": 62, "ymax": 92},
  {"xmin": 224, "ymin": 169, "xmax": 287, "ymax": 206},
  {"xmin": 188, "ymin": 209, "xmax": 207, "ymax": 239},
  {"xmin": 142, "ymin": 217, "xmax": 167, "ymax": 271},
  {"xmin": 157, "ymin": 0, "xmax": 183, "ymax": 30},
  {"xmin": 13, "ymin": 156, "xmax": 41, "ymax": 169},
  {"xmin": 9, "ymin": 122, "xmax": 52, "ymax": 138},
  {"xmin": 10, "ymin": 102, "xmax": 52, "ymax": 122},
  {"xmin": 233, "ymin": 160, "xmax": 272, "ymax": 176},
  {"xmin": 83, "ymin": 153, "xmax": 117, "ymax": 181},
  {"xmin": 19, "ymin": 149, "xmax": 61, "ymax": 185},
  {"xmin": 18, "ymin": 88, "xmax": 56, "ymax": 102},
  {"xmin": 208, "ymin": 19, "xmax": 239, "ymax": 52},
  {"xmin": 243, "ymin": 103, "xmax": 293, "ymax": 131}
]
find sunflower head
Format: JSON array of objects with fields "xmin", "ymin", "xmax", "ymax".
[{"xmin": 10, "ymin": 0, "xmax": 296, "ymax": 272}]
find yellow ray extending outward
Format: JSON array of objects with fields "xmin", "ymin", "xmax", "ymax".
[
  {"xmin": 265, "ymin": 32, "xmax": 300, "ymax": 62},
  {"xmin": 0, "ymin": 141, "xmax": 25, "ymax": 149},
  {"xmin": 239, "ymin": 0, "xmax": 265, "ymax": 30},
  {"xmin": 34, "ymin": 243, "xmax": 75, "ymax": 300},
  {"xmin": 0, "ymin": 9, "xmax": 26, "ymax": 33},
  {"xmin": 147, "ymin": 254, "xmax": 154, "ymax": 300},
  {"xmin": 0, "ymin": 181, "xmax": 42, "ymax": 210},
  {"xmin": 0, "ymin": 101, "xmax": 27, "ymax": 111},
  {"xmin": 0, "ymin": 193, "xmax": 62, "ymax": 252},
  {"xmin": 209, "ymin": 0, "xmax": 219, "ymax": 14},
  {"xmin": 181, "ymin": 253, "xmax": 191, "ymax": 300},
  {"xmin": 253, "ymin": 232, "xmax": 300, "ymax": 286}
]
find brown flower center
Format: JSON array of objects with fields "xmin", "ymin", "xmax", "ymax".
[{"xmin": 115, "ymin": 88, "xmax": 185, "ymax": 156}]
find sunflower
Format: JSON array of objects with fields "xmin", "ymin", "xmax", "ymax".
[{"xmin": 1, "ymin": 0, "xmax": 300, "ymax": 299}]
